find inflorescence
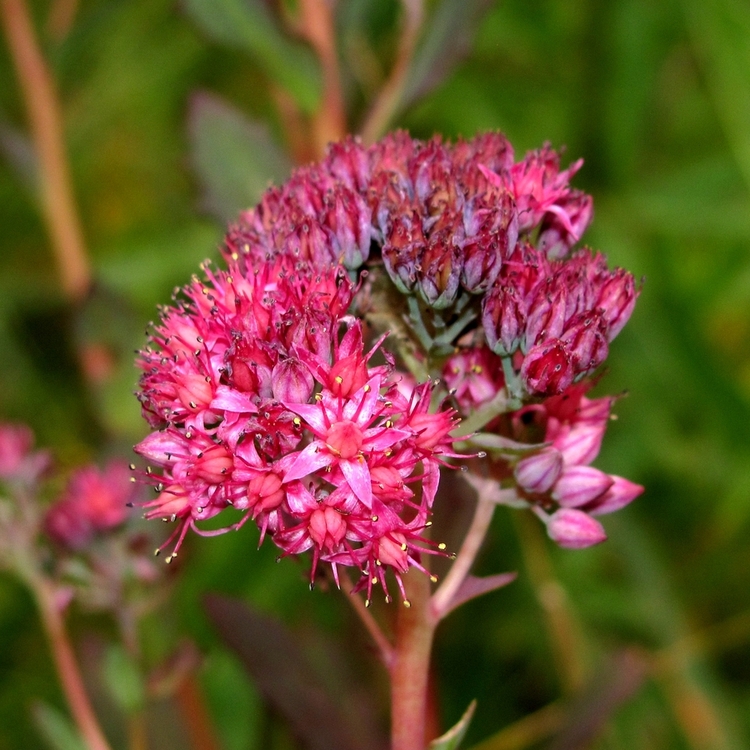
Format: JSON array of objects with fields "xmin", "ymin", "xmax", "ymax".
[{"xmin": 134, "ymin": 131, "xmax": 642, "ymax": 602}]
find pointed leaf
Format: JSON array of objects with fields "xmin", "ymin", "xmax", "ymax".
[
  {"xmin": 440, "ymin": 573, "xmax": 518, "ymax": 618},
  {"xmin": 183, "ymin": 0, "xmax": 320, "ymax": 111},
  {"xmin": 30, "ymin": 701, "xmax": 86, "ymax": 750},
  {"xmin": 429, "ymin": 700, "xmax": 477, "ymax": 750},
  {"xmin": 188, "ymin": 93, "xmax": 293, "ymax": 222}
]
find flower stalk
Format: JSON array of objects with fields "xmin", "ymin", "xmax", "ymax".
[
  {"xmin": 32, "ymin": 575, "xmax": 114, "ymax": 750},
  {"xmin": 0, "ymin": 0, "xmax": 90, "ymax": 302},
  {"xmin": 390, "ymin": 568, "xmax": 436, "ymax": 750}
]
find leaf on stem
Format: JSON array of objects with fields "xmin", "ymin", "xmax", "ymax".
[
  {"xmin": 30, "ymin": 701, "xmax": 86, "ymax": 750},
  {"xmin": 429, "ymin": 699, "xmax": 477, "ymax": 750},
  {"xmin": 439, "ymin": 573, "xmax": 518, "ymax": 619},
  {"xmin": 182, "ymin": 0, "xmax": 321, "ymax": 112},
  {"xmin": 204, "ymin": 593, "xmax": 384, "ymax": 750},
  {"xmin": 188, "ymin": 93, "xmax": 293, "ymax": 223}
]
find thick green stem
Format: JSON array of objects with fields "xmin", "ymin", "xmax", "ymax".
[{"xmin": 390, "ymin": 570, "xmax": 437, "ymax": 750}]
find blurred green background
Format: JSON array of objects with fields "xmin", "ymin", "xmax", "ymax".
[{"xmin": 2, "ymin": 0, "xmax": 750, "ymax": 748}]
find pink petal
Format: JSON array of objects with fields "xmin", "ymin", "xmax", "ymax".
[
  {"xmin": 340, "ymin": 458, "xmax": 372, "ymax": 508},
  {"xmin": 283, "ymin": 442, "xmax": 331, "ymax": 483},
  {"xmin": 134, "ymin": 431, "xmax": 185, "ymax": 463},
  {"xmin": 210, "ymin": 386, "xmax": 257, "ymax": 413},
  {"xmin": 283, "ymin": 401, "xmax": 329, "ymax": 436}
]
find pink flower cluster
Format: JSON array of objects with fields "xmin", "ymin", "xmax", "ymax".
[
  {"xmin": 0, "ymin": 423, "xmax": 50, "ymax": 485},
  {"xmin": 45, "ymin": 461, "xmax": 135, "ymax": 550},
  {"xmin": 135, "ymin": 130, "xmax": 642, "ymax": 580},
  {"xmin": 511, "ymin": 385, "xmax": 642, "ymax": 547},
  {"xmin": 224, "ymin": 133, "xmax": 636, "ymax": 397},
  {"xmin": 135, "ymin": 257, "xmax": 459, "ymax": 601}
]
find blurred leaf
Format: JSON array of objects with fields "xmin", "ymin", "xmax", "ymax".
[
  {"xmin": 188, "ymin": 93, "xmax": 293, "ymax": 223},
  {"xmin": 440, "ymin": 573, "xmax": 518, "ymax": 618},
  {"xmin": 204, "ymin": 593, "xmax": 383, "ymax": 750},
  {"xmin": 430, "ymin": 700, "xmax": 476, "ymax": 749},
  {"xmin": 402, "ymin": 0, "xmax": 495, "ymax": 109},
  {"xmin": 545, "ymin": 649, "xmax": 648, "ymax": 750},
  {"xmin": 683, "ymin": 0, "xmax": 750, "ymax": 191},
  {"xmin": 30, "ymin": 701, "xmax": 85, "ymax": 750},
  {"xmin": 182, "ymin": 0, "xmax": 321, "ymax": 111},
  {"xmin": 102, "ymin": 643, "xmax": 145, "ymax": 713}
]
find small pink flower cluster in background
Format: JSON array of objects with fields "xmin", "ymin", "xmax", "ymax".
[
  {"xmin": 0, "ymin": 423, "xmax": 50, "ymax": 485},
  {"xmin": 135, "ymin": 131, "xmax": 643, "ymax": 592},
  {"xmin": 45, "ymin": 462, "xmax": 135, "ymax": 550}
]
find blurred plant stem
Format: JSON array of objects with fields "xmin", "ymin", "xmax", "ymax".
[
  {"xmin": 361, "ymin": 0, "xmax": 424, "ymax": 145},
  {"xmin": 340, "ymin": 569, "xmax": 394, "ymax": 666},
  {"xmin": 30, "ymin": 574, "xmax": 114, "ymax": 750},
  {"xmin": 0, "ymin": 0, "xmax": 91, "ymax": 303},
  {"xmin": 391, "ymin": 568, "xmax": 436, "ymax": 750},
  {"xmin": 298, "ymin": 0, "xmax": 346, "ymax": 156},
  {"xmin": 175, "ymin": 674, "xmax": 223, "ymax": 750},
  {"xmin": 46, "ymin": 0, "xmax": 78, "ymax": 41}
]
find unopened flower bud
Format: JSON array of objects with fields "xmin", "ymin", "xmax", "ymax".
[
  {"xmin": 597, "ymin": 269, "xmax": 638, "ymax": 340},
  {"xmin": 417, "ymin": 240, "xmax": 462, "ymax": 309},
  {"xmin": 561, "ymin": 312, "xmax": 609, "ymax": 374},
  {"xmin": 309, "ymin": 506, "xmax": 347, "ymax": 551},
  {"xmin": 515, "ymin": 447, "xmax": 563, "ymax": 494},
  {"xmin": 520, "ymin": 340, "xmax": 575, "ymax": 395},
  {"xmin": 525, "ymin": 283, "xmax": 568, "ymax": 347},
  {"xmin": 588, "ymin": 475, "xmax": 644, "ymax": 516},
  {"xmin": 382, "ymin": 212, "xmax": 424, "ymax": 293},
  {"xmin": 552, "ymin": 465, "xmax": 614, "ymax": 507},
  {"xmin": 545, "ymin": 508, "xmax": 607, "ymax": 549},
  {"xmin": 482, "ymin": 285, "xmax": 526, "ymax": 356},
  {"xmin": 272, "ymin": 358, "xmax": 314, "ymax": 404},
  {"xmin": 324, "ymin": 187, "xmax": 372, "ymax": 268},
  {"xmin": 376, "ymin": 533, "xmax": 410, "ymax": 573}
]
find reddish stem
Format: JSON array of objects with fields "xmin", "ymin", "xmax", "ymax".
[
  {"xmin": 390, "ymin": 569, "xmax": 437, "ymax": 750},
  {"xmin": 298, "ymin": 0, "xmax": 347, "ymax": 157},
  {"xmin": 360, "ymin": 0, "xmax": 424, "ymax": 145},
  {"xmin": 33, "ymin": 577, "xmax": 113, "ymax": 750},
  {"xmin": 175, "ymin": 673, "xmax": 223, "ymax": 750},
  {"xmin": 0, "ymin": 0, "xmax": 91, "ymax": 302}
]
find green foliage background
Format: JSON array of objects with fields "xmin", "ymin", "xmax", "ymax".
[{"xmin": 2, "ymin": 0, "xmax": 750, "ymax": 748}]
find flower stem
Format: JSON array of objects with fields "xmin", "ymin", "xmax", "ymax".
[
  {"xmin": 32, "ymin": 577, "xmax": 114, "ymax": 750},
  {"xmin": 390, "ymin": 569, "xmax": 436, "ymax": 750},
  {"xmin": 431, "ymin": 481, "xmax": 496, "ymax": 621},
  {"xmin": 339, "ymin": 570, "xmax": 394, "ymax": 667},
  {"xmin": 360, "ymin": 0, "xmax": 424, "ymax": 144},
  {"xmin": 298, "ymin": 0, "xmax": 347, "ymax": 157},
  {"xmin": 0, "ymin": 0, "xmax": 91, "ymax": 302}
]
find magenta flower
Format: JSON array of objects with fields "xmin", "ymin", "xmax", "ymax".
[
  {"xmin": 134, "ymin": 130, "xmax": 642, "ymax": 594},
  {"xmin": 45, "ymin": 461, "xmax": 137, "ymax": 550}
]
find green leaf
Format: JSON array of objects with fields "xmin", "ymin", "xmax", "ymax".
[
  {"xmin": 429, "ymin": 700, "xmax": 476, "ymax": 750},
  {"xmin": 188, "ymin": 92, "xmax": 293, "ymax": 223},
  {"xmin": 102, "ymin": 643, "xmax": 145, "ymax": 714},
  {"xmin": 183, "ymin": 0, "xmax": 321, "ymax": 111},
  {"xmin": 30, "ymin": 701, "xmax": 85, "ymax": 750}
]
